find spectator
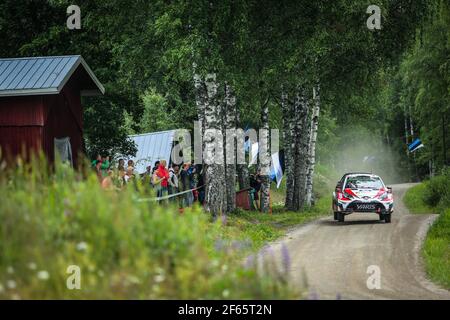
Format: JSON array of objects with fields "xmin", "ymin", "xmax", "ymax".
[
  {"xmin": 250, "ymin": 169, "xmax": 262, "ymax": 210},
  {"xmin": 127, "ymin": 159, "xmax": 135, "ymax": 170},
  {"xmin": 124, "ymin": 166, "xmax": 135, "ymax": 184},
  {"xmin": 101, "ymin": 169, "xmax": 115, "ymax": 190},
  {"xmin": 152, "ymin": 161, "xmax": 160, "ymax": 175},
  {"xmin": 180, "ymin": 162, "xmax": 194, "ymax": 207},
  {"xmin": 168, "ymin": 165, "xmax": 180, "ymax": 203},
  {"xmin": 141, "ymin": 165, "xmax": 152, "ymax": 187},
  {"xmin": 153, "ymin": 159, "xmax": 169, "ymax": 202},
  {"xmin": 100, "ymin": 156, "xmax": 110, "ymax": 177},
  {"xmin": 196, "ymin": 165, "xmax": 205, "ymax": 205},
  {"xmin": 117, "ymin": 168, "xmax": 126, "ymax": 189},
  {"xmin": 92, "ymin": 154, "xmax": 102, "ymax": 181},
  {"xmin": 117, "ymin": 159, "xmax": 125, "ymax": 172}
]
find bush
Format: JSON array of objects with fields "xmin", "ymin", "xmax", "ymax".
[
  {"xmin": 423, "ymin": 168, "xmax": 450, "ymax": 209},
  {"xmin": 403, "ymin": 183, "xmax": 434, "ymax": 214},
  {"xmin": 0, "ymin": 156, "xmax": 298, "ymax": 299}
]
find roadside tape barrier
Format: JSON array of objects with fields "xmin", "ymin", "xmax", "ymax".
[{"xmin": 136, "ymin": 185, "xmax": 204, "ymax": 202}]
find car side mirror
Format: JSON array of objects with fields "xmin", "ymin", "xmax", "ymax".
[{"xmin": 387, "ymin": 187, "xmax": 392, "ymax": 194}]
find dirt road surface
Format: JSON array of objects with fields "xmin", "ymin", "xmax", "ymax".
[{"xmin": 264, "ymin": 183, "xmax": 450, "ymax": 299}]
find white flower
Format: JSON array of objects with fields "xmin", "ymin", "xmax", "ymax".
[
  {"xmin": 37, "ymin": 270, "xmax": 50, "ymax": 280},
  {"xmin": 7, "ymin": 266, "xmax": 14, "ymax": 274},
  {"xmin": 27, "ymin": 262, "xmax": 37, "ymax": 270},
  {"xmin": 222, "ymin": 289, "xmax": 230, "ymax": 298},
  {"xmin": 6, "ymin": 280, "xmax": 16, "ymax": 289},
  {"xmin": 154, "ymin": 274, "xmax": 165, "ymax": 283},
  {"xmin": 76, "ymin": 242, "xmax": 88, "ymax": 252},
  {"xmin": 210, "ymin": 259, "xmax": 220, "ymax": 268},
  {"xmin": 127, "ymin": 275, "xmax": 141, "ymax": 285}
]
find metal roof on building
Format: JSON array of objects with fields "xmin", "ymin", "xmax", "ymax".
[
  {"xmin": 125, "ymin": 130, "xmax": 177, "ymax": 174},
  {"xmin": 0, "ymin": 55, "xmax": 105, "ymax": 97}
]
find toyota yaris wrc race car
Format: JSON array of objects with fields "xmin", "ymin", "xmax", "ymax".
[{"xmin": 332, "ymin": 173, "xmax": 394, "ymax": 223}]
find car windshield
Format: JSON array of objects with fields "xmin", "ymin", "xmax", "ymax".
[{"xmin": 345, "ymin": 176, "xmax": 383, "ymax": 190}]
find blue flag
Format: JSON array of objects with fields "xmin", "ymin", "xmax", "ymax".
[{"xmin": 408, "ymin": 138, "xmax": 424, "ymax": 152}]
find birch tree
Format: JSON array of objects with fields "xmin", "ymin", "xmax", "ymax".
[
  {"xmin": 305, "ymin": 85, "xmax": 320, "ymax": 206},
  {"xmin": 282, "ymin": 89, "xmax": 295, "ymax": 210},
  {"xmin": 236, "ymin": 104, "xmax": 250, "ymax": 190},
  {"xmin": 259, "ymin": 98, "xmax": 271, "ymax": 212},
  {"xmin": 201, "ymin": 73, "xmax": 226, "ymax": 216},
  {"xmin": 224, "ymin": 83, "xmax": 237, "ymax": 213},
  {"xmin": 293, "ymin": 87, "xmax": 311, "ymax": 210}
]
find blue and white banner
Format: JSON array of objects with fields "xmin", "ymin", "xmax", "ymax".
[
  {"xmin": 270, "ymin": 152, "xmax": 283, "ymax": 189},
  {"xmin": 408, "ymin": 138, "xmax": 424, "ymax": 153}
]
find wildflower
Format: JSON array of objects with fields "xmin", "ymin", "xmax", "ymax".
[
  {"xmin": 154, "ymin": 274, "xmax": 165, "ymax": 283},
  {"xmin": 222, "ymin": 289, "xmax": 230, "ymax": 298},
  {"xmin": 221, "ymin": 264, "xmax": 228, "ymax": 273},
  {"xmin": 210, "ymin": 259, "xmax": 220, "ymax": 268},
  {"xmin": 37, "ymin": 270, "xmax": 50, "ymax": 280},
  {"xmin": 127, "ymin": 275, "xmax": 141, "ymax": 285},
  {"xmin": 281, "ymin": 244, "xmax": 291, "ymax": 274},
  {"xmin": 6, "ymin": 280, "xmax": 16, "ymax": 289},
  {"xmin": 244, "ymin": 254, "xmax": 255, "ymax": 270},
  {"xmin": 76, "ymin": 241, "xmax": 88, "ymax": 252},
  {"xmin": 28, "ymin": 262, "xmax": 37, "ymax": 270},
  {"xmin": 214, "ymin": 239, "xmax": 225, "ymax": 252}
]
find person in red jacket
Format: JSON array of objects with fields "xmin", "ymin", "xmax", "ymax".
[{"xmin": 153, "ymin": 159, "xmax": 170, "ymax": 202}]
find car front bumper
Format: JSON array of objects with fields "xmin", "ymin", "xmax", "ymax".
[{"xmin": 336, "ymin": 199, "xmax": 394, "ymax": 214}]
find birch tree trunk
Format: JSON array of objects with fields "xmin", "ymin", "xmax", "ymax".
[
  {"xmin": 236, "ymin": 103, "xmax": 250, "ymax": 190},
  {"xmin": 202, "ymin": 73, "xmax": 226, "ymax": 216},
  {"xmin": 305, "ymin": 85, "xmax": 320, "ymax": 206},
  {"xmin": 224, "ymin": 83, "xmax": 236, "ymax": 213},
  {"xmin": 281, "ymin": 89, "xmax": 295, "ymax": 210},
  {"xmin": 193, "ymin": 68, "xmax": 207, "ymax": 165},
  {"xmin": 292, "ymin": 87, "xmax": 310, "ymax": 211},
  {"xmin": 259, "ymin": 99, "xmax": 271, "ymax": 213}
]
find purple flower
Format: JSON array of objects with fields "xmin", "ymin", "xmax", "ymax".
[
  {"xmin": 281, "ymin": 244, "xmax": 291, "ymax": 274},
  {"xmin": 214, "ymin": 239, "xmax": 225, "ymax": 252},
  {"xmin": 245, "ymin": 254, "xmax": 255, "ymax": 270}
]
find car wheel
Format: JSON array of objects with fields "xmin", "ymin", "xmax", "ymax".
[
  {"xmin": 334, "ymin": 212, "xmax": 338, "ymax": 220},
  {"xmin": 338, "ymin": 212, "xmax": 345, "ymax": 222},
  {"xmin": 379, "ymin": 214, "xmax": 384, "ymax": 221},
  {"xmin": 384, "ymin": 214, "xmax": 391, "ymax": 223}
]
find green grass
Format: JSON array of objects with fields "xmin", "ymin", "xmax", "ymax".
[
  {"xmin": 0, "ymin": 156, "xmax": 334, "ymax": 299},
  {"xmin": 404, "ymin": 180, "xmax": 450, "ymax": 290},
  {"xmin": 403, "ymin": 183, "xmax": 434, "ymax": 214},
  {"xmin": 422, "ymin": 208, "xmax": 450, "ymax": 289},
  {"xmin": 0, "ymin": 157, "xmax": 299, "ymax": 299}
]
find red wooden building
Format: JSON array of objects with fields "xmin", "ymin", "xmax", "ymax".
[{"xmin": 0, "ymin": 56, "xmax": 104, "ymax": 166}]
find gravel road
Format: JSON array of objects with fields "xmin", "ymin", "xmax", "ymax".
[{"xmin": 264, "ymin": 183, "xmax": 450, "ymax": 299}]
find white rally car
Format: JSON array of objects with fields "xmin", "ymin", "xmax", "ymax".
[{"xmin": 332, "ymin": 173, "xmax": 394, "ymax": 223}]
